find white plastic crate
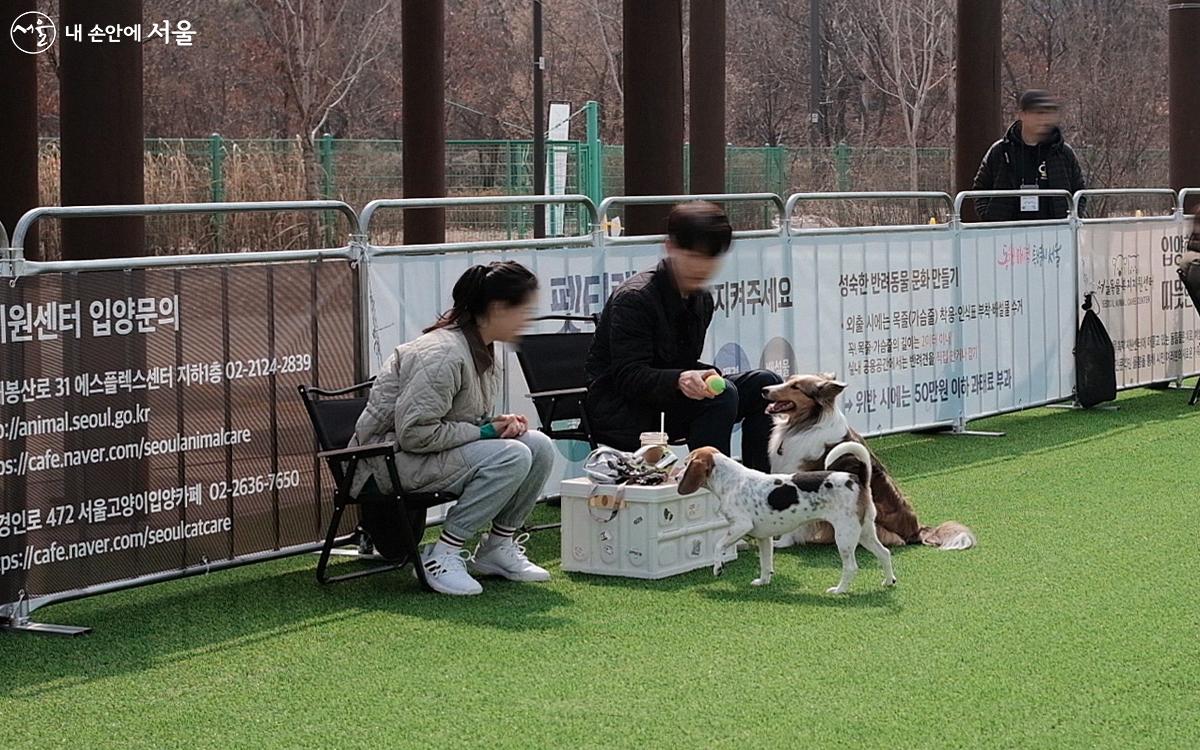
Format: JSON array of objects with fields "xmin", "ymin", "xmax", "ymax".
[{"xmin": 559, "ymin": 478, "xmax": 737, "ymax": 579}]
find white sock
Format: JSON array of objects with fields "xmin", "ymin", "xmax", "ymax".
[{"xmin": 432, "ymin": 530, "xmax": 465, "ymax": 556}]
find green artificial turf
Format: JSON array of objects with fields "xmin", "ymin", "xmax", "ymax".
[{"xmin": 1, "ymin": 388, "xmax": 1197, "ymax": 749}]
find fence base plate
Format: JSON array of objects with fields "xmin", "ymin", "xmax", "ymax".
[
  {"xmin": 914, "ymin": 425, "xmax": 1006, "ymax": 438},
  {"xmin": 0, "ymin": 616, "xmax": 91, "ymax": 637},
  {"xmin": 1047, "ymin": 402, "xmax": 1120, "ymax": 412}
]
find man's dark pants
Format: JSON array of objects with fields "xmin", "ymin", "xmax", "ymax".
[{"xmin": 665, "ymin": 369, "xmax": 782, "ymax": 472}]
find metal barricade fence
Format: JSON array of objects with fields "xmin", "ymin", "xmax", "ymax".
[
  {"xmin": 5, "ymin": 188, "xmax": 1200, "ymax": 632},
  {"xmin": 597, "ymin": 193, "xmax": 786, "ymax": 245},
  {"xmin": 782, "ymin": 192, "xmax": 963, "ymax": 435},
  {"xmin": 1074, "ymin": 189, "xmax": 1200, "ymax": 389},
  {"xmin": 360, "ymin": 194, "xmax": 796, "ymax": 521},
  {"xmin": 0, "ymin": 201, "xmax": 361, "ymax": 634},
  {"xmin": 953, "ymin": 190, "xmax": 1078, "ymax": 422}
]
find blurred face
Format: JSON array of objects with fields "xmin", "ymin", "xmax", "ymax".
[
  {"xmin": 482, "ymin": 293, "xmax": 537, "ymax": 343},
  {"xmin": 665, "ymin": 242, "xmax": 723, "ymax": 295},
  {"xmin": 1019, "ymin": 105, "xmax": 1061, "ymax": 143}
]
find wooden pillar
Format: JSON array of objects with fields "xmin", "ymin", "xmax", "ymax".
[
  {"xmin": 689, "ymin": 0, "xmax": 726, "ymax": 196},
  {"xmin": 954, "ymin": 0, "xmax": 1002, "ymax": 222},
  {"xmin": 60, "ymin": 0, "xmax": 145, "ymax": 259},
  {"xmin": 623, "ymin": 0, "xmax": 685, "ymax": 234},
  {"xmin": 401, "ymin": 0, "xmax": 446, "ymax": 244}
]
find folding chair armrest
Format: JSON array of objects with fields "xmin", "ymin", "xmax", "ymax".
[
  {"xmin": 318, "ymin": 441, "xmax": 394, "ymax": 462},
  {"xmin": 528, "ymin": 387, "xmax": 589, "ymax": 399},
  {"xmin": 531, "ymin": 314, "xmax": 599, "ymax": 325},
  {"xmin": 299, "ymin": 379, "xmax": 376, "ymax": 399}
]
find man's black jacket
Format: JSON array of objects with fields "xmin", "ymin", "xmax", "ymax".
[
  {"xmin": 972, "ymin": 121, "xmax": 1086, "ymax": 221},
  {"xmin": 585, "ymin": 259, "xmax": 714, "ymax": 449}
]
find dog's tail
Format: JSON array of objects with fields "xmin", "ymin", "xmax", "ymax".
[
  {"xmin": 919, "ymin": 522, "xmax": 977, "ymax": 551},
  {"xmin": 824, "ymin": 441, "xmax": 872, "ymax": 487}
]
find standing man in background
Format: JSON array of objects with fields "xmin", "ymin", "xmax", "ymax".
[{"xmin": 972, "ymin": 90, "xmax": 1087, "ymax": 221}]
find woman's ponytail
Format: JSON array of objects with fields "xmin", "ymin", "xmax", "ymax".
[{"xmin": 424, "ymin": 261, "xmax": 537, "ymax": 333}]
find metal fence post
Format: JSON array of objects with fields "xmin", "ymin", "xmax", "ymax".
[
  {"xmin": 209, "ymin": 133, "xmax": 225, "ymax": 251},
  {"xmin": 766, "ymin": 146, "xmax": 787, "ymax": 224},
  {"xmin": 522, "ymin": 143, "xmax": 534, "ymax": 236},
  {"xmin": 775, "ymin": 146, "xmax": 788, "ymax": 197},
  {"xmin": 835, "ymin": 142, "xmax": 851, "ymax": 191},
  {"xmin": 763, "ymin": 146, "xmax": 772, "ymax": 198},
  {"xmin": 546, "ymin": 146, "xmax": 557, "ymax": 236},
  {"xmin": 684, "ymin": 143, "xmax": 692, "ymax": 194},
  {"xmin": 209, "ymin": 133, "xmax": 225, "ymax": 203},
  {"xmin": 506, "ymin": 141, "xmax": 518, "ymax": 239},
  {"xmin": 320, "ymin": 132, "xmax": 335, "ymax": 247},
  {"xmin": 584, "ymin": 101, "xmax": 604, "ymax": 215}
]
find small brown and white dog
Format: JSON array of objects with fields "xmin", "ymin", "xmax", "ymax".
[
  {"xmin": 677, "ymin": 443, "xmax": 896, "ymax": 594},
  {"xmin": 764, "ymin": 373, "xmax": 976, "ymax": 551}
]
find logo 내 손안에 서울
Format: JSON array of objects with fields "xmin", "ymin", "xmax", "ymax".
[{"xmin": 10, "ymin": 11, "xmax": 56, "ymax": 54}]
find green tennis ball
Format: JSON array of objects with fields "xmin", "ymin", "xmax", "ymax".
[{"xmin": 706, "ymin": 374, "xmax": 727, "ymax": 395}]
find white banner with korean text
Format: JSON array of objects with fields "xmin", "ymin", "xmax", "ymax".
[
  {"xmin": 958, "ymin": 223, "xmax": 1078, "ymax": 417},
  {"xmin": 363, "ymin": 224, "xmax": 1079, "ymax": 510},
  {"xmin": 1077, "ymin": 217, "xmax": 1200, "ymax": 388}
]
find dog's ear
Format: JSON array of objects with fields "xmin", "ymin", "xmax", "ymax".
[
  {"xmin": 820, "ymin": 371, "xmax": 838, "ymax": 381},
  {"xmin": 817, "ymin": 379, "xmax": 847, "ymax": 401},
  {"xmin": 678, "ymin": 452, "xmax": 712, "ymax": 494}
]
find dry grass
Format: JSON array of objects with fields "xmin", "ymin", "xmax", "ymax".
[
  {"xmin": 36, "ymin": 139, "xmax": 339, "ymax": 259},
  {"xmin": 28, "ymin": 139, "xmax": 1172, "ymax": 259}
]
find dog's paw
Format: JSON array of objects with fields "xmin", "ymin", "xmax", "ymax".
[
  {"xmin": 826, "ymin": 585, "xmax": 850, "ymax": 595},
  {"xmin": 883, "ymin": 576, "xmax": 897, "ymax": 587},
  {"xmin": 712, "ymin": 561, "xmax": 725, "ymax": 577},
  {"xmin": 751, "ymin": 577, "xmax": 771, "ymax": 587}
]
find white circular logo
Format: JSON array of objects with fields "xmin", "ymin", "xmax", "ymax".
[{"xmin": 10, "ymin": 11, "xmax": 57, "ymax": 55}]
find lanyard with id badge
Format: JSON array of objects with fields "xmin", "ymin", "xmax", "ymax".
[
  {"xmin": 1021, "ymin": 184, "xmax": 1040, "ymax": 213},
  {"xmin": 1021, "ymin": 159, "xmax": 1048, "ymax": 214}
]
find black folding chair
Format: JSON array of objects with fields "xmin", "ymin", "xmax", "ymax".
[
  {"xmin": 298, "ymin": 380, "xmax": 456, "ymax": 586},
  {"xmin": 514, "ymin": 313, "xmax": 691, "ymax": 451},
  {"xmin": 509, "ymin": 315, "xmax": 599, "ymax": 533},
  {"xmin": 1179, "ymin": 263, "xmax": 1200, "ymax": 405},
  {"xmin": 514, "ymin": 315, "xmax": 603, "ymax": 450}
]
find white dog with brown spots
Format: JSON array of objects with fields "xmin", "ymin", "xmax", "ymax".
[{"xmin": 677, "ymin": 443, "xmax": 896, "ymax": 594}]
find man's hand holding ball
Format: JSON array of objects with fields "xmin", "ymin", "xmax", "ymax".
[{"xmin": 678, "ymin": 369, "xmax": 725, "ymax": 400}]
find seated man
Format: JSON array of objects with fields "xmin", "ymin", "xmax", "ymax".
[{"xmin": 584, "ymin": 201, "xmax": 782, "ymax": 471}]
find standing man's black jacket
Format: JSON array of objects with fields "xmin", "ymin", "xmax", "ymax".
[
  {"xmin": 585, "ymin": 259, "xmax": 713, "ymax": 449},
  {"xmin": 972, "ymin": 121, "xmax": 1086, "ymax": 221}
]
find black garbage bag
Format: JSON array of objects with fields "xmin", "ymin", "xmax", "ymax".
[
  {"xmin": 1178, "ymin": 250, "xmax": 1200, "ymax": 310},
  {"xmin": 1074, "ymin": 292, "xmax": 1117, "ymax": 408},
  {"xmin": 356, "ymin": 476, "xmax": 427, "ymax": 562},
  {"xmin": 358, "ymin": 500, "xmax": 427, "ymax": 562}
]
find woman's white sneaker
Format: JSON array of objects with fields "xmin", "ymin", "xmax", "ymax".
[
  {"xmin": 420, "ymin": 542, "xmax": 483, "ymax": 596},
  {"xmin": 470, "ymin": 533, "xmax": 551, "ymax": 582}
]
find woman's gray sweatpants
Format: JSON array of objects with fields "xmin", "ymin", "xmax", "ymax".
[{"xmin": 441, "ymin": 430, "xmax": 556, "ymax": 540}]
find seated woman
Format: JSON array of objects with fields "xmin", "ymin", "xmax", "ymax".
[{"xmin": 350, "ymin": 261, "xmax": 554, "ymax": 596}]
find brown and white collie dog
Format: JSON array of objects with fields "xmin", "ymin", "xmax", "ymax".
[{"xmin": 763, "ymin": 373, "xmax": 976, "ymax": 550}]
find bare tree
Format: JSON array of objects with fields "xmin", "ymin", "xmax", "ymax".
[
  {"xmin": 727, "ymin": 0, "xmax": 809, "ymax": 147},
  {"xmin": 247, "ymin": 0, "xmax": 394, "ymax": 205},
  {"xmin": 833, "ymin": 0, "xmax": 953, "ymax": 189},
  {"xmin": 1003, "ymin": 0, "xmax": 1167, "ymax": 190},
  {"xmin": 34, "ymin": 0, "xmax": 1171, "ymax": 207},
  {"xmin": 1002, "ymin": 0, "xmax": 1071, "ymax": 91},
  {"xmin": 591, "ymin": 0, "xmax": 624, "ymax": 108}
]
